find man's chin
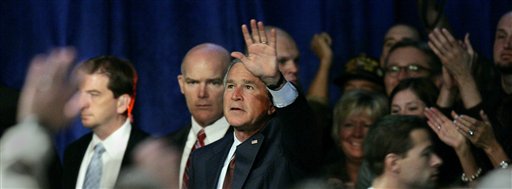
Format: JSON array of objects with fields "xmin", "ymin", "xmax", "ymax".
[{"xmin": 497, "ymin": 63, "xmax": 512, "ymax": 74}]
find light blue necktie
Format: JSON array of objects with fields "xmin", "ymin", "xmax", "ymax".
[{"xmin": 83, "ymin": 143, "xmax": 106, "ymax": 189}]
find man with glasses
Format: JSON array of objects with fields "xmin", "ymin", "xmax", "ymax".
[{"xmin": 383, "ymin": 39, "xmax": 442, "ymax": 95}]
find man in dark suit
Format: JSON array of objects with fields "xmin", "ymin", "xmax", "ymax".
[
  {"xmin": 188, "ymin": 19, "xmax": 321, "ymax": 189},
  {"xmin": 168, "ymin": 43, "xmax": 231, "ymax": 188},
  {"xmin": 62, "ymin": 56, "xmax": 148, "ymax": 189}
]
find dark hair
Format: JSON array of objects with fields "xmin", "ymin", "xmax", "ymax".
[
  {"xmin": 385, "ymin": 39, "xmax": 442, "ymax": 76},
  {"xmin": 389, "ymin": 77, "xmax": 439, "ymax": 107},
  {"xmin": 79, "ymin": 56, "xmax": 137, "ymax": 117},
  {"xmin": 364, "ymin": 115, "xmax": 429, "ymax": 176}
]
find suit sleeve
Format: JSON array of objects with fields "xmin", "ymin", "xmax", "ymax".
[{"xmin": 275, "ymin": 89, "xmax": 322, "ymax": 171}]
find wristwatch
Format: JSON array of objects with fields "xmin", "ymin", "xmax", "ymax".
[{"xmin": 499, "ymin": 160, "xmax": 511, "ymax": 169}]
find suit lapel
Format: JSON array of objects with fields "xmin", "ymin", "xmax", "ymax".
[
  {"xmin": 64, "ymin": 133, "xmax": 92, "ymax": 188},
  {"xmin": 232, "ymin": 133, "xmax": 265, "ymax": 189},
  {"xmin": 206, "ymin": 131, "xmax": 234, "ymax": 187}
]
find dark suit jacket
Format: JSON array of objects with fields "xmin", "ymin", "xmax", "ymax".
[
  {"xmin": 165, "ymin": 124, "xmax": 191, "ymax": 153},
  {"xmin": 62, "ymin": 127, "xmax": 149, "ymax": 188},
  {"xmin": 188, "ymin": 94, "xmax": 321, "ymax": 189}
]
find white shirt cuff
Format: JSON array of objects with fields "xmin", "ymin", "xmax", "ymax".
[{"xmin": 267, "ymin": 81, "xmax": 298, "ymax": 108}]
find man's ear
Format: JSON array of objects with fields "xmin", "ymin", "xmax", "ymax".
[
  {"xmin": 385, "ymin": 153, "xmax": 401, "ymax": 174},
  {"xmin": 177, "ymin": 75, "xmax": 185, "ymax": 94},
  {"xmin": 117, "ymin": 94, "xmax": 131, "ymax": 114}
]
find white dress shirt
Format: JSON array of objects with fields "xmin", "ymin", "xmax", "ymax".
[
  {"xmin": 267, "ymin": 81, "xmax": 298, "ymax": 108},
  {"xmin": 178, "ymin": 116, "xmax": 230, "ymax": 188},
  {"xmin": 75, "ymin": 119, "xmax": 132, "ymax": 189}
]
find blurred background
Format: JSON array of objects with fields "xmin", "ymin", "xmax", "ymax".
[{"xmin": 1, "ymin": 0, "xmax": 511, "ymax": 158}]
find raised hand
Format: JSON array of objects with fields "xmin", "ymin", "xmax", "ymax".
[
  {"xmin": 453, "ymin": 110, "xmax": 511, "ymax": 167},
  {"xmin": 428, "ymin": 28, "xmax": 473, "ymax": 80},
  {"xmin": 428, "ymin": 28, "xmax": 481, "ymax": 108},
  {"xmin": 231, "ymin": 19, "xmax": 281, "ymax": 87},
  {"xmin": 453, "ymin": 111, "xmax": 497, "ymax": 150},
  {"xmin": 424, "ymin": 107, "xmax": 467, "ymax": 150},
  {"xmin": 17, "ymin": 48, "xmax": 79, "ymax": 131},
  {"xmin": 310, "ymin": 32, "xmax": 333, "ymax": 64}
]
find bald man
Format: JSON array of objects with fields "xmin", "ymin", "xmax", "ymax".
[
  {"xmin": 266, "ymin": 26, "xmax": 301, "ymax": 84},
  {"xmin": 167, "ymin": 43, "xmax": 231, "ymax": 189}
]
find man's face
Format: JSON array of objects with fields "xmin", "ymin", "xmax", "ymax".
[
  {"xmin": 397, "ymin": 129, "xmax": 442, "ymax": 189},
  {"xmin": 338, "ymin": 111, "xmax": 373, "ymax": 163},
  {"xmin": 391, "ymin": 89, "xmax": 427, "ymax": 118},
  {"xmin": 178, "ymin": 54, "xmax": 226, "ymax": 126},
  {"xmin": 223, "ymin": 63, "xmax": 275, "ymax": 131},
  {"xmin": 78, "ymin": 72, "xmax": 121, "ymax": 129},
  {"xmin": 276, "ymin": 35, "xmax": 300, "ymax": 84},
  {"xmin": 380, "ymin": 25, "xmax": 420, "ymax": 68},
  {"xmin": 384, "ymin": 47, "xmax": 431, "ymax": 95},
  {"xmin": 494, "ymin": 12, "xmax": 512, "ymax": 74}
]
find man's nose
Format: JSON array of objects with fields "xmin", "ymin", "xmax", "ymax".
[
  {"xmin": 78, "ymin": 93, "xmax": 89, "ymax": 110},
  {"xmin": 198, "ymin": 83, "xmax": 208, "ymax": 98},
  {"xmin": 432, "ymin": 153, "xmax": 443, "ymax": 167},
  {"xmin": 505, "ymin": 36, "xmax": 512, "ymax": 49},
  {"xmin": 230, "ymin": 86, "xmax": 242, "ymax": 100},
  {"xmin": 397, "ymin": 69, "xmax": 410, "ymax": 81}
]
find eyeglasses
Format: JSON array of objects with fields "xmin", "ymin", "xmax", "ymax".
[{"xmin": 385, "ymin": 64, "xmax": 430, "ymax": 76}]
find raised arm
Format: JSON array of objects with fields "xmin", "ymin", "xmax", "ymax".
[
  {"xmin": 424, "ymin": 107, "xmax": 480, "ymax": 185},
  {"xmin": 307, "ymin": 32, "xmax": 333, "ymax": 104},
  {"xmin": 428, "ymin": 28, "xmax": 481, "ymax": 109},
  {"xmin": 453, "ymin": 111, "xmax": 511, "ymax": 168}
]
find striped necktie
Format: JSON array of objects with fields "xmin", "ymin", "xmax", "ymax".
[{"xmin": 182, "ymin": 129, "xmax": 206, "ymax": 188}]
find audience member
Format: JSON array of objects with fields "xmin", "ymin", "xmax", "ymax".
[
  {"xmin": 489, "ymin": 11, "xmax": 512, "ymax": 138},
  {"xmin": 364, "ymin": 115, "xmax": 443, "ymax": 189},
  {"xmin": 383, "ymin": 39, "xmax": 442, "ymax": 95},
  {"xmin": 309, "ymin": 34, "xmax": 386, "ymax": 165},
  {"xmin": 188, "ymin": 19, "xmax": 320, "ymax": 189},
  {"xmin": 167, "ymin": 43, "xmax": 231, "ymax": 189},
  {"xmin": 324, "ymin": 90, "xmax": 388, "ymax": 189},
  {"xmin": 62, "ymin": 56, "xmax": 149, "ymax": 189},
  {"xmin": 390, "ymin": 78, "xmax": 438, "ymax": 117}
]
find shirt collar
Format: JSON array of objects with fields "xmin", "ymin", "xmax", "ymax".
[
  {"xmin": 191, "ymin": 116, "xmax": 229, "ymax": 144},
  {"xmin": 91, "ymin": 119, "xmax": 131, "ymax": 157}
]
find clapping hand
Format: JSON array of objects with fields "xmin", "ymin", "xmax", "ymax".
[{"xmin": 424, "ymin": 107, "xmax": 468, "ymax": 151}]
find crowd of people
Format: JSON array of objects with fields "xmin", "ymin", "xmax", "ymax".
[{"xmin": 0, "ymin": 7, "xmax": 511, "ymax": 189}]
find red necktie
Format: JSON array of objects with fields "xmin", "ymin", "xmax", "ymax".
[
  {"xmin": 222, "ymin": 154, "xmax": 236, "ymax": 189},
  {"xmin": 183, "ymin": 129, "xmax": 206, "ymax": 189}
]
